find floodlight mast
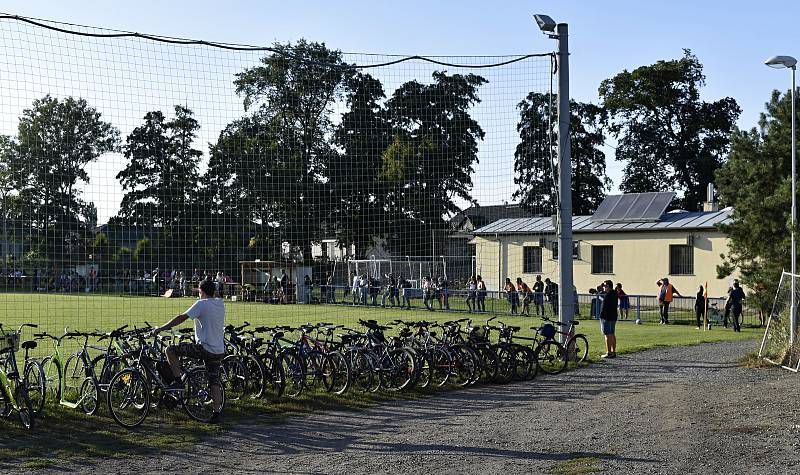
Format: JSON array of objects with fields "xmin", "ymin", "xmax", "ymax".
[
  {"xmin": 764, "ymin": 54, "xmax": 797, "ymax": 347},
  {"xmin": 535, "ymin": 14, "xmax": 574, "ymax": 337}
]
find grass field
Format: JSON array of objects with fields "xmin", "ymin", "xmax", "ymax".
[
  {"xmin": 0, "ymin": 292, "xmax": 762, "ymax": 467},
  {"xmin": 0, "ymin": 292, "xmax": 760, "ymax": 359}
]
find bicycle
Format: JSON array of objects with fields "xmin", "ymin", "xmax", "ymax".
[
  {"xmin": 106, "ymin": 328, "xmax": 226, "ymax": 428},
  {"xmin": 0, "ymin": 323, "xmax": 37, "ymax": 429},
  {"xmin": 542, "ymin": 316, "xmax": 589, "ymax": 364}
]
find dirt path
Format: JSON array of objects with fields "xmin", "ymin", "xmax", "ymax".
[{"xmin": 41, "ymin": 340, "xmax": 800, "ymax": 473}]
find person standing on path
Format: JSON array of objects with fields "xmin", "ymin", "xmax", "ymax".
[
  {"xmin": 599, "ymin": 279, "xmax": 618, "ymax": 358},
  {"xmin": 695, "ymin": 285, "xmax": 706, "ymax": 329},
  {"xmin": 657, "ymin": 278, "xmax": 681, "ymax": 324},
  {"xmin": 729, "ymin": 280, "xmax": 745, "ymax": 332}
]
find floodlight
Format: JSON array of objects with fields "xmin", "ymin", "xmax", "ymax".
[
  {"xmin": 533, "ymin": 14, "xmax": 557, "ymax": 33},
  {"xmin": 765, "ymin": 55, "xmax": 797, "ymax": 69}
]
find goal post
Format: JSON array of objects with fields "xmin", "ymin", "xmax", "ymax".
[{"xmin": 759, "ymin": 271, "xmax": 800, "ymax": 371}]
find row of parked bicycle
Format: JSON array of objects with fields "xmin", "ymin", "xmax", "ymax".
[{"xmin": 0, "ymin": 315, "xmax": 589, "ymax": 430}]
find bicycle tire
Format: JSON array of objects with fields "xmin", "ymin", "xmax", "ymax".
[
  {"xmin": 511, "ymin": 344, "xmax": 537, "ymax": 380},
  {"xmin": 14, "ymin": 382, "xmax": 34, "ymax": 430},
  {"xmin": 40, "ymin": 355, "xmax": 62, "ymax": 401},
  {"xmin": 62, "ymin": 354, "xmax": 84, "ymax": 401},
  {"xmin": 379, "ymin": 348, "xmax": 415, "ymax": 391},
  {"xmin": 221, "ymin": 355, "xmax": 249, "ymax": 401},
  {"xmin": 242, "ymin": 353, "xmax": 266, "ymax": 400},
  {"xmin": 24, "ymin": 359, "xmax": 46, "ymax": 414},
  {"xmin": 492, "ymin": 344, "xmax": 514, "ymax": 384},
  {"xmin": 430, "ymin": 347, "xmax": 452, "ymax": 388},
  {"xmin": 107, "ymin": 368, "xmax": 150, "ymax": 429},
  {"xmin": 260, "ymin": 353, "xmax": 285, "ymax": 400},
  {"xmin": 79, "ymin": 377, "xmax": 100, "ymax": 415},
  {"xmin": 325, "ymin": 351, "xmax": 351, "ymax": 395},
  {"xmin": 535, "ymin": 340, "xmax": 568, "ymax": 375},
  {"xmin": 414, "ymin": 349, "xmax": 434, "ymax": 390},
  {"xmin": 567, "ymin": 334, "xmax": 590, "ymax": 363},
  {"xmin": 348, "ymin": 349, "xmax": 375, "ymax": 393},
  {"xmin": 280, "ymin": 350, "xmax": 305, "ymax": 397},
  {"xmin": 450, "ymin": 345, "xmax": 477, "ymax": 387},
  {"xmin": 183, "ymin": 367, "xmax": 225, "ymax": 423}
]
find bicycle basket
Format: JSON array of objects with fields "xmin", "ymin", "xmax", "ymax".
[
  {"xmin": 540, "ymin": 324, "xmax": 556, "ymax": 340},
  {"xmin": 470, "ymin": 326, "xmax": 488, "ymax": 340},
  {"xmin": 0, "ymin": 332, "xmax": 20, "ymax": 353}
]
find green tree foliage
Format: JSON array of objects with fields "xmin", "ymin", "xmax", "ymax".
[
  {"xmin": 381, "ymin": 71, "xmax": 487, "ymax": 256},
  {"xmin": 232, "ymin": 40, "xmax": 353, "ymax": 261},
  {"xmin": 599, "ymin": 50, "xmax": 740, "ymax": 210},
  {"xmin": 512, "ymin": 92, "xmax": 610, "ymax": 215},
  {"xmin": 716, "ymin": 88, "xmax": 797, "ymax": 310},
  {"xmin": 11, "ymin": 96, "xmax": 118, "ymax": 261}
]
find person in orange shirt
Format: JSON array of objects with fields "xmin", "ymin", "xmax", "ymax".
[
  {"xmin": 657, "ymin": 278, "xmax": 681, "ymax": 324},
  {"xmin": 516, "ymin": 277, "xmax": 532, "ymax": 316}
]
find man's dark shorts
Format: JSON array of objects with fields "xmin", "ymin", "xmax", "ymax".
[{"xmin": 170, "ymin": 343, "xmax": 224, "ymax": 386}]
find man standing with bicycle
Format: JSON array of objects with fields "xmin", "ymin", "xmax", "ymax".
[{"xmin": 152, "ymin": 279, "xmax": 225, "ymax": 423}]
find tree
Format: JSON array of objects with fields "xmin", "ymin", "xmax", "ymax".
[
  {"xmin": 116, "ymin": 105, "xmax": 201, "ymax": 226},
  {"xmin": 13, "ymin": 96, "xmax": 118, "ymax": 261},
  {"xmin": 381, "ymin": 71, "xmax": 487, "ymax": 256},
  {"xmin": 233, "ymin": 40, "xmax": 354, "ymax": 261},
  {"xmin": 512, "ymin": 92, "xmax": 610, "ymax": 215},
  {"xmin": 716, "ymin": 88, "xmax": 797, "ymax": 311},
  {"xmin": 599, "ymin": 50, "xmax": 740, "ymax": 210}
]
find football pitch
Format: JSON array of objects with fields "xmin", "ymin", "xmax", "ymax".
[{"xmin": 0, "ymin": 292, "xmax": 761, "ymax": 359}]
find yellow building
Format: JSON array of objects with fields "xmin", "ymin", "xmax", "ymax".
[{"xmin": 471, "ymin": 193, "xmax": 737, "ymax": 299}]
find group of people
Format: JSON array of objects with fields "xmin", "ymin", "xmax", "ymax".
[
  {"xmin": 589, "ymin": 282, "xmax": 631, "ymax": 320},
  {"xmin": 503, "ymin": 275, "xmax": 558, "ymax": 316},
  {"xmin": 346, "ymin": 272, "xmax": 415, "ymax": 309}
]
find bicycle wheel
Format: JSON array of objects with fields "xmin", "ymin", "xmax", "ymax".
[
  {"xmin": 304, "ymin": 350, "xmax": 333, "ymax": 392},
  {"xmin": 325, "ymin": 351, "xmax": 350, "ymax": 395},
  {"xmin": 535, "ymin": 340, "xmax": 568, "ymax": 375},
  {"xmin": 92, "ymin": 354, "xmax": 124, "ymax": 388},
  {"xmin": 107, "ymin": 368, "xmax": 150, "ymax": 429},
  {"xmin": 414, "ymin": 349, "xmax": 434, "ymax": 390},
  {"xmin": 450, "ymin": 345, "xmax": 477, "ymax": 387},
  {"xmin": 512, "ymin": 344, "xmax": 537, "ymax": 381},
  {"xmin": 567, "ymin": 334, "xmax": 590, "ymax": 364},
  {"xmin": 183, "ymin": 367, "xmax": 225, "ymax": 423},
  {"xmin": 79, "ymin": 377, "xmax": 100, "ymax": 415},
  {"xmin": 24, "ymin": 359, "xmax": 46, "ymax": 414},
  {"xmin": 492, "ymin": 345, "xmax": 514, "ymax": 384},
  {"xmin": 40, "ymin": 356, "xmax": 62, "ymax": 401},
  {"xmin": 430, "ymin": 347, "xmax": 452, "ymax": 388},
  {"xmin": 476, "ymin": 346, "xmax": 499, "ymax": 383},
  {"xmin": 14, "ymin": 382, "xmax": 34, "ymax": 430},
  {"xmin": 279, "ymin": 350, "xmax": 305, "ymax": 397},
  {"xmin": 260, "ymin": 353, "xmax": 285, "ymax": 400},
  {"xmin": 242, "ymin": 354, "xmax": 266, "ymax": 400},
  {"xmin": 380, "ymin": 348, "xmax": 416, "ymax": 391},
  {"xmin": 348, "ymin": 349, "xmax": 374, "ymax": 393},
  {"xmin": 221, "ymin": 355, "xmax": 248, "ymax": 401},
  {"xmin": 62, "ymin": 354, "xmax": 84, "ymax": 401}
]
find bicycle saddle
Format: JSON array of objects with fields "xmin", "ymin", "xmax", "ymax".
[{"xmin": 21, "ymin": 340, "xmax": 37, "ymax": 350}]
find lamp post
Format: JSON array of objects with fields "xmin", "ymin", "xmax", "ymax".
[
  {"xmin": 535, "ymin": 14, "xmax": 574, "ymax": 335},
  {"xmin": 765, "ymin": 55, "xmax": 797, "ymax": 346}
]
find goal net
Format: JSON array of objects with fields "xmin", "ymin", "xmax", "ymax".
[
  {"xmin": 0, "ymin": 14, "xmax": 559, "ymax": 340},
  {"xmin": 759, "ymin": 271, "xmax": 800, "ymax": 370}
]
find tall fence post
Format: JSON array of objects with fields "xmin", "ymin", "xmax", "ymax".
[{"xmin": 636, "ymin": 295, "xmax": 641, "ymax": 322}]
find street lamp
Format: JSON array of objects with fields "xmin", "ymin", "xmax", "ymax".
[{"xmin": 765, "ymin": 54, "xmax": 797, "ymax": 346}]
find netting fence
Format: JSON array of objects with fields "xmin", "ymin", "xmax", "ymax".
[
  {"xmin": 0, "ymin": 15, "xmax": 562, "ymax": 354},
  {"xmin": 760, "ymin": 271, "xmax": 800, "ymax": 370}
]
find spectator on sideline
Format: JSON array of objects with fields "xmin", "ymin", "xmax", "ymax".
[
  {"xmin": 599, "ymin": 279, "xmax": 618, "ymax": 358},
  {"xmin": 476, "ymin": 275, "xmax": 487, "ymax": 312},
  {"xmin": 152, "ymin": 279, "xmax": 224, "ymax": 424},
  {"xmin": 398, "ymin": 274, "xmax": 412, "ymax": 309},
  {"xmin": 729, "ymin": 280, "xmax": 745, "ymax": 332},
  {"xmin": 573, "ymin": 285, "xmax": 580, "ymax": 316},
  {"xmin": 422, "ymin": 276, "xmax": 434, "ymax": 311},
  {"xmin": 465, "ymin": 275, "xmax": 477, "ymax": 312},
  {"xmin": 279, "ymin": 270, "xmax": 289, "ymax": 304},
  {"xmin": 589, "ymin": 288, "xmax": 599, "ymax": 319},
  {"xmin": 504, "ymin": 278, "xmax": 518, "ymax": 315},
  {"xmin": 616, "ymin": 283, "xmax": 629, "ymax": 320},
  {"xmin": 544, "ymin": 278, "xmax": 559, "ymax": 316},
  {"xmin": 695, "ymin": 285, "xmax": 706, "ymax": 329},
  {"xmin": 516, "ymin": 277, "xmax": 532, "ymax": 316},
  {"xmin": 532, "ymin": 275, "xmax": 545, "ymax": 316},
  {"xmin": 326, "ymin": 272, "xmax": 335, "ymax": 304},
  {"xmin": 438, "ymin": 276, "xmax": 450, "ymax": 310},
  {"xmin": 656, "ymin": 278, "xmax": 681, "ymax": 324}
]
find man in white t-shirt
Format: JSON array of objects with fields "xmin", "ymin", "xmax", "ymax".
[{"xmin": 152, "ymin": 279, "xmax": 225, "ymax": 423}]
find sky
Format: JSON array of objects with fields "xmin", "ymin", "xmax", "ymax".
[{"xmin": 0, "ymin": 0, "xmax": 798, "ymax": 223}]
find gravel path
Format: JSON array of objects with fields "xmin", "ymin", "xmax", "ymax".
[{"xmin": 48, "ymin": 340, "xmax": 800, "ymax": 473}]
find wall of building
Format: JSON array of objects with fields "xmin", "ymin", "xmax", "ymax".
[{"xmin": 472, "ymin": 230, "xmax": 738, "ymax": 298}]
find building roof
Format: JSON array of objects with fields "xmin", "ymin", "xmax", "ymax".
[
  {"xmin": 472, "ymin": 207, "xmax": 732, "ymax": 235},
  {"xmin": 449, "ymin": 204, "xmax": 537, "ymax": 231}
]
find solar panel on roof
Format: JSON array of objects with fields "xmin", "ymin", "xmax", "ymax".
[{"xmin": 590, "ymin": 192, "xmax": 675, "ymax": 223}]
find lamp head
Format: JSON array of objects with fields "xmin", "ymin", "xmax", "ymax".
[
  {"xmin": 765, "ymin": 55, "xmax": 797, "ymax": 69},
  {"xmin": 533, "ymin": 14, "xmax": 557, "ymax": 33}
]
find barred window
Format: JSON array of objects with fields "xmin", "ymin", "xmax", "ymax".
[
  {"xmin": 669, "ymin": 245, "xmax": 694, "ymax": 275},
  {"xmin": 523, "ymin": 246, "xmax": 542, "ymax": 273},
  {"xmin": 552, "ymin": 241, "xmax": 580, "ymax": 260},
  {"xmin": 591, "ymin": 245, "xmax": 613, "ymax": 274}
]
